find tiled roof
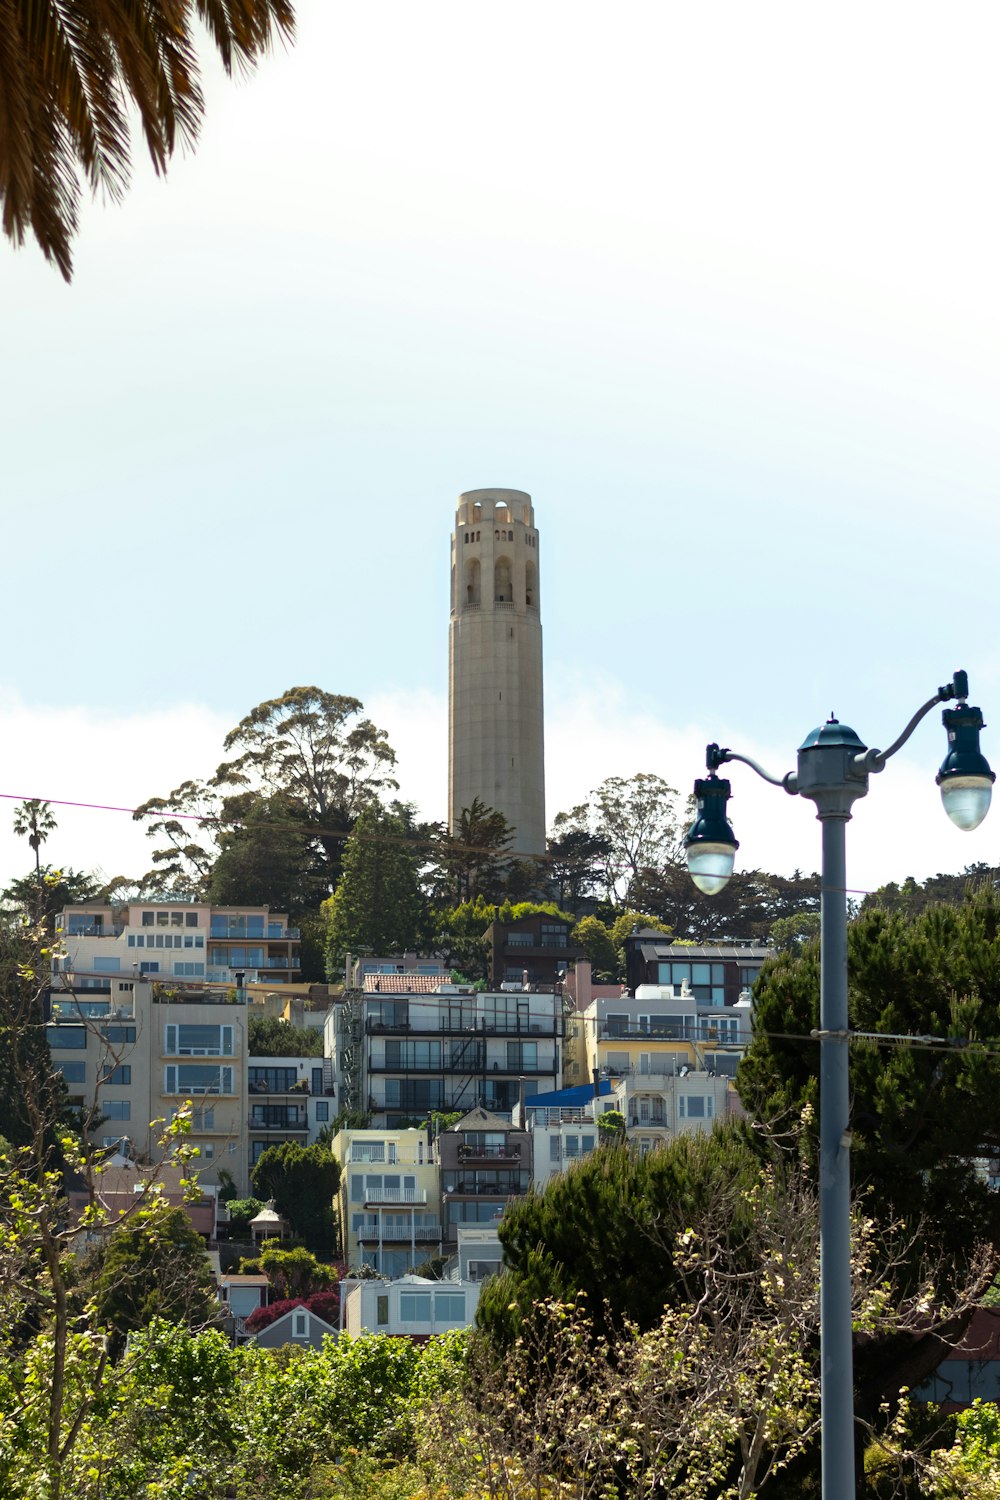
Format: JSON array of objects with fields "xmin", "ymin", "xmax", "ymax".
[{"xmin": 363, "ymin": 974, "xmax": 449, "ymax": 993}]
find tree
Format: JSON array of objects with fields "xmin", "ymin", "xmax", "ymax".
[
  {"xmin": 324, "ymin": 804, "xmax": 428, "ymax": 963},
  {"xmin": 428, "ymin": 798, "xmax": 515, "ymax": 906},
  {"xmin": 571, "ymin": 915, "xmax": 619, "ymax": 980},
  {"xmin": 1, "ymin": 866, "xmax": 98, "ymax": 935},
  {"xmin": 90, "ymin": 1205, "xmax": 219, "ymax": 1352},
  {"xmin": 544, "ymin": 806, "xmax": 611, "ymax": 914},
  {"xmin": 738, "ymin": 891, "xmax": 1000, "ymax": 1272},
  {"xmin": 251, "ymin": 1140, "xmax": 340, "ymax": 1257},
  {"xmin": 135, "ymin": 686, "xmax": 398, "ymax": 893},
  {"xmin": 247, "ymin": 1013, "xmax": 323, "ymax": 1056},
  {"xmin": 11, "ymin": 800, "xmax": 58, "ymax": 918},
  {"xmin": 0, "ymin": 0, "xmax": 295, "ymax": 281},
  {"xmin": 208, "ymin": 793, "xmax": 327, "ymax": 912}
]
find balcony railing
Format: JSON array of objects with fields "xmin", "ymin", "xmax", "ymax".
[
  {"xmin": 457, "ymin": 1144, "xmax": 521, "ymax": 1161},
  {"xmin": 248, "ymin": 1114, "xmax": 308, "ymax": 1131},
  {"xmin": 362, "ymin": 1187, "xmax": 429, "ymax": 1206},
  {"xmin": 355, "ymin": 1222, "xmax": 442, "ymax": 1242},
  {"xmin": 365, "ymin": 1018, "xmax": 563, "ymax": 1038}
]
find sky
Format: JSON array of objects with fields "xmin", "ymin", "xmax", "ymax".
[{"xmin": 2, "ymin": 1, "xmax": 1000, "ymax": 898}]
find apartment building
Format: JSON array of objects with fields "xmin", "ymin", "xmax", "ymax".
[
  {"xmin": 53, "ymin": 898, "xmax": 301, "ymax": 991},
  {"xmin": 335, "ymin": 979, "xmax": 563, "ymax": 1126},
  {"xmin": 333, "ymin": 1127, "xmax": 442, "ymax": 1276},
  {"xmin": 247, "ymin": 1054, "xmax": 336, "ymax": 1169},
  {"xmin": 566, "ymin": 972, "xmax": 759, "ymax": 1089},
  {"xmin": 435, "ymin": 1107, "xmax": 532, "ymax": 1255},
  {"xmin": 48, "ymin": 976, "xmax": 251, "ymax": 1192}
]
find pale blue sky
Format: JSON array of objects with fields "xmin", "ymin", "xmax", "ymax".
[{"xmin": 2, "ymin": 1, "xmax": 999, "ymax": 891}]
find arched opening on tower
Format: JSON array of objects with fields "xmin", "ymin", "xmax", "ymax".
[
  {"xmin": 526, "ymin": 560, "xmax": 538, "ymax": 610},
  {"xmin": 494, "ymin": 557, "xmax": 513, "ymax": 603},
  {"xmin": 465, "ymin": 558, "xmax": 481, "ymax": 607},
  {"xmin": 494, "ymin": 502, "xmax": 512, "ymax": 524}
]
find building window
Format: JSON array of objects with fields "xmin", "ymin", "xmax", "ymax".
[
  {"xmin": 315, "ymin": 1101, "xmax": 329, "ymax": 1122},
  {"xmin": 549, "ymin": 1136, "xmax": 560, "ymax": 1162},
  {"xmin": 678, "ymin": 1096, "xmax": 712, "ymax": 1119},
  {"xmin": 57, "ymin": 1061, "xmax": 86, "ymax": 1083},
  {"xmin": 100, "ymin": 1064, "xmax": 131, "ymax": 1085},
  {"xmin": 165, "ymin": 1024, "xmax": 234, "ymax": 1057},
  {"xmin": 173, "ymin": 962, "xmax": 206, "ymax": 977},
  {"xmin": 102, "ymin": 1025, "xmax": 136, "ymax": 1044},
  {"xmin": 434, "ymin": 1292, "xmax": 466, "ymax": 1322},
  {"xmin": 399, "ymin": 1292, "xmax": 431, "ymax": 1322},
  {"xmin": 164, "ymin": 1065, "xmax": 234, "ymax": 1096},
  {"xmin": 292, "ymin": 1310, "xmax": 308, "ymax": 1338},
  {"xmin": 92, "ymin": 957, "xmax": 121, "ymax": 973},
  {"xmin": 186, "ymin": 912, "xmax": 199, "ymax": 927},
  {"xmin": 376, "ymin": 1295, "xmax": 389, "ymax": 1326},
  {"xmin": 142, "ymin": 912, "xmax": 154, "ymax": 926},
  {"xmin": 104, "ymin": 1100, "xmax": 131, "ymax": 1120},
  {"xmin": 139, "ymin": 962, "xmax": 159, "ymax": 975},
  {"xmin": 49, "ymin": 1026, "xmax": 87, "ymax": 1049}
]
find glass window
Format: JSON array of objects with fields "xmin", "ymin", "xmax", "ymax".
[
  {"xmin": 399, "ymin": 1292, "xmax": 431, "ymax": 1322},
  {"xmin": 105, "ymin": 1100, "xmax": 130, "ymax": 1120},
  {"xmin": 170, "ymin": 912, "xmax": 183, "ymax": 927},
  {"xmin": 692, "ymin": 964, "xmax": 711, "ymax": 985},
  {"xmin": 102, "ymin": 1026, "xmax": 136, "ymax": 1044},
  {"xmin": 156, "ymin": 912, "xmax": 169, "ymax": 927},
  {"xmin": 166, "ymin": 1024, "xmax": 233, "ymax": 1057},
  {"xmin": 49, "ymin": 1026, "xmax": 87, "ymax": 1050},
  {"xmin": 582, "ymin": 1134, "xmax": 595, "ymax": 1153},
  {"xmin": 139, "ymin": 962, "xmax": 159, "ymax": 975},
  {"xmin": 434, "ymin": 1292, "xmax": 466, "ymax": 1321},
  {"xmin": 57, "ymin": 1061, "xmax": 86, "ymax": 1083},
  {"xmin": 315, "ymin": 1101, "xmax": 329, "ymax": 1122},
  {"xmin": 100, "ymin": 1064, "xmax": 131, "ymax": 1085},
  {"xmin": 564, "ymin": 1135, "xmax": 579, "ymax": 1157},
  {"xmin": 186, "ymin": 912, "xmax": 199, "ymax": 928},
  {"xmin": 377, "ymin": 1295, "xmax": 389, "ymax": 1326},
  {"xmin": 549, "ymin": 1136, "xmax": 560, "ymax": 1162},
  {"xmin": 92, "ymin": 957, "xmax": 120, "ymax": 973},
  {"xmin": 142, "ymin": 912, "xmax": 154, "ymax": 926},
  {"xmin": 164, "ymin": 1065, "xmax": 234, "ymax": 1095}
]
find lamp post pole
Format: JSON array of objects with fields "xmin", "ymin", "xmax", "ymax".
[{"xmin": 684, "ymin": 672, "xmax": 994, "ymax": 1500}]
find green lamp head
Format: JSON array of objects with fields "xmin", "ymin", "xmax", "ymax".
[
  {"xmin": 937, "ymin": 702, "xmax": 995, "ymax": 831},
  {"xmin": 685, "ymin": 774, "xmax": 739, "ymax": 894}
]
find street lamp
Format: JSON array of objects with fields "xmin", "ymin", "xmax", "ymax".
[{"xmin": 683, "ymin": 670, "xmax": 993, "ymax": 1500}]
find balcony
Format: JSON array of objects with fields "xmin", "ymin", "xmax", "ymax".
[
  {"xmin": 366, "ymin": 1018, "xmax": 563, "ymax": 1039},
  {"xmin": 457, "ymin": 1144, "xmax": 522, "ymax": 1162},
  {"xmin": 248, "ymin": 1113, "xmax": 308, "ymax": 1131},
  {"xmin": 362, "ymin": 1187, "xmax": 429, "ymax": 1207},
  {"xmin": 355, "ymin": 1222, "xmax": 442, "ymax": 1242},
  {"xmin": 61, "ymin": 923, "xmax": 125, "ymax": 938},
  {"xmin": 444, "ymin": 1181, "xmax": 525, "ymax": 1197}
]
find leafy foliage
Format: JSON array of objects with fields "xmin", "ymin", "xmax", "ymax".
[
  {"xmin": 248, "ymin": 1013, "xmax": 323, "ymax": 1057},
  {"xmin": 0, "ymin": 0, "xmax": 295, "ymax": 281},
  {"xmin": 324, "ymin": 804, "xmax": 428, "ymax": 963},
  {"xmin": 89, "ymin": 1205, "xmax": 220, "ymax": 1351},
  {"xmin": 251, "ymin": 1141, "xmax": 339, "ymax": 1257}
]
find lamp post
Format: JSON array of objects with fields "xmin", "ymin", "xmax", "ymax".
[{"xmin": 684, "ymin": 670, "xmax": 994, "ymax": 1500}]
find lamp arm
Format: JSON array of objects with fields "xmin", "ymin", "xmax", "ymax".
[
  {"xmin": 706, "ymin": 744, "xmax": 798, "ymax": 794},
  {"xmin": 858, "ymin": 673, "xmax": 967, "ymax": 773}
]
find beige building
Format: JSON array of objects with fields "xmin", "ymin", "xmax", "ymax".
[
  {"xmin": 46, "ymin": 898, "xmax": 303, "ymax": 1194},
  {"xmin": 48, "ymin": 975, "xmax": 251, "ymax": 1192},
  {"xmin": 448, "ymin": 487, "xmax": 545, "ymax": 858}
]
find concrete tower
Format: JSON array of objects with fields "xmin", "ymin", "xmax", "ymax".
[{"xmin": 449, "ymin": 488, "xmax": 546, "ymax": 858}]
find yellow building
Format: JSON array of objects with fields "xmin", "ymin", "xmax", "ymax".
[{"xmin": 333, "ymin": 1127, "xmax": 442, "ymax": 1277}]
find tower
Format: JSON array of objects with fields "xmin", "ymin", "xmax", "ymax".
[{"xmin": 448, "ymin": 488, "xmax": 546, "ymax": 858}]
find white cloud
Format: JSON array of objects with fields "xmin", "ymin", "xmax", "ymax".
[
  {"xmin": 0, "ymin": 693, "xmax": 230, "ymax": 890},
  {"xmin": 0, "ymin": 683, "xmax": 990, "ymax": 901}
]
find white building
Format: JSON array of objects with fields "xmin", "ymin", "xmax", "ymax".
[{"xmin": 342, "ymin": 1273, "xmax": 481, "ymax": 1338}]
